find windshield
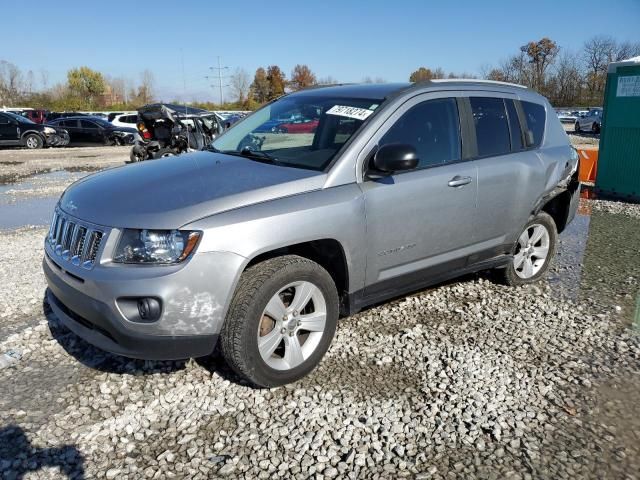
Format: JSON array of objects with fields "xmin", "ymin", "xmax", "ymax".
[
  {"xmin": 6, "ymin": 112, "xmax": 35, "ymax": 124},
  {"xmin": 211, "ymin": 95, "xmax": 381, "ymax": 171}
]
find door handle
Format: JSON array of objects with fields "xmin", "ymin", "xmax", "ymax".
[{"xmin": 448, "ymin": 175, "xmax": 472, "ymax": 187}]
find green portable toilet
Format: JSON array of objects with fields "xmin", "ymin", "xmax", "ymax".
[{"xmin": 595, "ymin": 56, "xmax": 640, "ymax": 200}]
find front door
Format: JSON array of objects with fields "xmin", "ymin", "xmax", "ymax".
[
  {"xmin": 0, "ymin": 113, "xmax": 19, "ymax": 144},
  {"xmin": 360, "ymin": 95, "xmax": 478, "ymax": 300}
]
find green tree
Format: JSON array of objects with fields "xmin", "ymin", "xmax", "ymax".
[
  {"xmin": 250, "ymin": 67, "xmax": 270, "ymax": 103},
  {"xmin": 290, "ymin": 64, "xmax": 316, "ymax": 91},
  {"xmin": 266, "ymin": 65, "xmax": 286, "ymax": 100},
  {"xmin": 66, "ymin": 66, "xmax": 105, "ymax": 108}
]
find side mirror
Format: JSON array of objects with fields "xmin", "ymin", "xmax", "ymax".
[{"xmin": 371, "ymin": 143, "xmax": 419, "ymax": 175}]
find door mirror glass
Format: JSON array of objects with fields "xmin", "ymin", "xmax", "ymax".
[{"xmin": 372, "ymin": 143, "xmax": 419, "ymax": 174}]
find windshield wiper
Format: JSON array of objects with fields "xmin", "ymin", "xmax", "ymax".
[{"xmin": 240, "ymin": 148, "xmax": 278, "ymax": 163}]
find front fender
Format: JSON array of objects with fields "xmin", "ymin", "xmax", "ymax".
[{"xmin": 184, "ymin": 184, "xmax": 367, "ymax": 294}]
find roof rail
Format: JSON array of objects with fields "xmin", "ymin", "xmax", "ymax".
[{"xmin": 430, "ymin": 78, "xmax": 528, "ymax": 89}]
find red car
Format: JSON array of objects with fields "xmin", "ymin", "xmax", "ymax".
[{"xmin": 276, "ymin": 118, "xmax": 319, "ymax": 134}]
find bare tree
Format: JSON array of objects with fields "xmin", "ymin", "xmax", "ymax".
[
  {"xmin": 549, "ymin": 50, "xmax": 583, "ymax": 106},
  {"xmin": 0, "ymin": 60, "xmax": 24, "ymax": 105},
  {"xmin": 230, "ymin": 68, "xmax": 250, "ymax": 103},
  {"xmin": 138, "ymin": 69, "xmax": 155, "ymax": 104},
  {"xmin": 582, "ymin": 35, "xmax": 616, "ymax": 99},
  {"xmin": 317, "ymin": 76, "xmax": 338, "ymax": 85}
]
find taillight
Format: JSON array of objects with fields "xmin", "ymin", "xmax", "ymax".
[{"xmin": 142, "ymin": 130, "xmax": 152, "ymax": 140}]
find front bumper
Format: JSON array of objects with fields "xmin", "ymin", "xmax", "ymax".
[{"xmin": 43, "ymin": 246, "xmax": 245, "ymax": 360}]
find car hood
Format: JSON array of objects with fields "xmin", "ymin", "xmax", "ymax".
[{"xmin": 59, "ymin": 151, "xmax": 326, "ymax": 229}]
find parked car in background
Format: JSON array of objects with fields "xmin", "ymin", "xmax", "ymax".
[
  {"xmin": 47, "ymin": 116, "xmax": 137, "ymax": 145},
  {"xmin": 0, "ymin": 111, "xmax": 69, "ymax": 148},
  {"xmin": 556, "ymin": 110, "xmax": 578, "ymax": 124},
  {"xmin": 44, "ymin": 80, "xmax": 580, "ymax": 387},
  {"xmin": 276, "ymin": 117, "xmax": 319, "ymax": 133},
  {"xmin": 107, "ymin": 112, "xmax": 124, "ymax": 122},
  {"xmin": 111, "ymin": 112, "xmax": 138, "ymax": 129},
  {"xmin": 130, "ymin": 104, "xmax": 221, "ymax": 161},
  {"xmin": 574, "ymin": 107, "xmax": 603, "ymax": 134}
]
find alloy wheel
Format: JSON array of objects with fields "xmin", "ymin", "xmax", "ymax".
[
  {"xmin": 513, "ymin": 223, "xmax": 550, "ymax": 279},
  {"xmin": 257, "ymin": 281, "xmax": 327, "ymax": 371}
]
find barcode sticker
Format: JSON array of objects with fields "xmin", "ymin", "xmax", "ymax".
[{"xmin": 326, "ymin": 105, "xmax": 374, "ymax": 121}]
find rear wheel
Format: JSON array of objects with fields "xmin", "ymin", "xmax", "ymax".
[
  {"xmin": 498, "ymin": 212, "xmax": 557, "ymax": 286},
  {"xmin": 592, "ymin": 122, "xmax": 600, "ymax": 134},
  {"xmin": 220, "ymin": 255, "xmax": 338, "ymax": 387},
  {"xmin": 24, "ymin": 133, "xmax": 43, "ymax": 149}
]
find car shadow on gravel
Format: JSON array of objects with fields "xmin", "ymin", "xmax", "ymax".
[
  {"xmin": 0, "ymin": 424, "xmax": 84, "ymax": 479},
  {"xmin": 43, "ymin": 296, "xmax": 187, "ymax": 376}
]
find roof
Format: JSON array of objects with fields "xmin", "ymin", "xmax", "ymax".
[
  {"xmin": 293, "ymin": 83, "xmax": 412, "ymax": 100},
  {"xmin": 291, "ymin": 79, "xmax": 531, "ymax": 101},
  {"xmin": 608, "ymin": 55, "xmax": 640, "ymax": 73}
]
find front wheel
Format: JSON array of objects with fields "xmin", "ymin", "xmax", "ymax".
[
  {"xmin": 592, "ymin": 122, "xmax": 600, "ymax": 134},
  {"xmin": 574, "ymin": 121, "xmax": 581, "ymax": 133},
  {"xmin": 499, "ymin": 212, "xmax": 557, "ymax": 286},
  {"xmin": 220, "ymin": 255, "xmax": 339, "ymax": 387},
  {"xmin": 24, "ymin": 133, "xmax": 43, "ymax": 149}
]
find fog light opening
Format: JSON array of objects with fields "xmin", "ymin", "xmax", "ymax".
[{"xmin": 137, "ymin": 298, "xmax": 161, "ymax": 322}]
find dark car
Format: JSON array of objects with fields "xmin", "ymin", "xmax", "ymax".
[
  {"xmin": 0, "ymin": 111, "xmax": 69, "ymax": 149},
  {"xmin": 47, "ymin": 116, "xmax": 138, "ymax": 145}
]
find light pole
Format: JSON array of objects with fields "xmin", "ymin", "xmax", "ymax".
[{"xmin": 206, "ymin": 56, "xmax": 230, "ymax": 105}]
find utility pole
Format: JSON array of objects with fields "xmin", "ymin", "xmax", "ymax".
[{"xmin": 205, "ymin": 56, "xmax": 230, "ymax": 105}]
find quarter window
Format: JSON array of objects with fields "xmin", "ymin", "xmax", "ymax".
[
  {"xmin": 521, "ymin": 101, "xmax": 546, "ymax": 148},
  {"xmin": 380, "ymin": 98, "xmax": 461, "ymax": 169},
  {"xmin": 470, "ymin": 97, "xmax": 511, "ymax": 157}
]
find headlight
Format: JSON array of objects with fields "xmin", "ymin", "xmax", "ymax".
[
  {"xmin": 113, "ymin": 229, "xmax": 201, "ymax": 264},
  {"xmin": 43, "ymin": 126, "xmax": 56, "ymax": 135}
]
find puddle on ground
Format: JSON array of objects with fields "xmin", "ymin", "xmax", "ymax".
[
  {"xmin": 0, "ymin": 196, "xmax": 58, "ymax": 229},
  {"xmin": 0, "ymin": 170, "xmax": 94, "ymax": 229},
  {"xmin": 550, "ymin": 206, "xmax": 640, "ymax": 328}
]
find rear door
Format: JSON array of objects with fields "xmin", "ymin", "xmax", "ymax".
[
  {"xmin": 80, "ymin": 120, "xmax": 103, "ymax": 143},
  {"xmin": 469, "ymin": 96, "xmax": 545, "ymax": 259},
  {"xmin": 60, "ymin": 119, "xmax": 80, "ymax": 142},
  {"xmin": 360, "ymin": 93, "xmax": 479, "ymax": 298}
]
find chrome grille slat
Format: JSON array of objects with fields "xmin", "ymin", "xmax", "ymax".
[{"xmin": 48, "ymin": 208, "xmax": 104, "ymax": 270}]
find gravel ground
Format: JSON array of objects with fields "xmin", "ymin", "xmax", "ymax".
[{"xmin": 0, "ymin": 147, "xmax": 639, "ymax": 479}]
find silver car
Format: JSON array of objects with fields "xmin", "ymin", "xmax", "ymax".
[
  {"xmin": 43, "ymin": 80, "xmax": 580, "ymax": 387},
  {"xmin": 574, "ymin": 107, "xmax": 603, "ymax": 134}
]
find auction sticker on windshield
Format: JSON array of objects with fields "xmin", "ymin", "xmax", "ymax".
[{"xmin": 326, "ymin": 105, "xmax": 374, "ymax": 121}]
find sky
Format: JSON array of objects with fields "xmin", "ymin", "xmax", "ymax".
[{"xmin": 1, "ymin": 0, "xmax": 639, "ymax": 102}]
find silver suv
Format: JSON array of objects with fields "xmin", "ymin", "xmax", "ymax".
[{"xmin": 43, "ymin": 80, "xmax": 580, "ymax": 387}]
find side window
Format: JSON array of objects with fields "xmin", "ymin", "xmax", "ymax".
[
  {"xmin": 505, "ymin": 99, "xmax": 523, "ymax": 151},
  {"xmin": 80, "ymin": 120, "xmax": 98, "ymax": 129},
  {"xmin": 521, "ymin": 101, "xmax": 546, "ymax": 148},
  {"xmin": 470, "ymin": 97, "xmax": 511, "ymax": 157},
  {"xmin": 0, "ymin": 113, "xmax": 10, "ymax": 124},
  {"xmin": 61, "ymin": 120, "xmax": 76, "ymax": 128},
  {"xmin": 380, "ymin": 98, "xmax": 461, "ymax": 169}
]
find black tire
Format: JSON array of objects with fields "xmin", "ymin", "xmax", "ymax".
[
  {"xmin": 498, "ymin": 212, "xmax": 558, "ymax": 286},
  {"xmin": 574, "ymin": 121, "xmax": 581, "ymax": 133},
  {"xmin": 220, "ymin": 255, "xmax": 339, "ymax": 387},
  {"xmin": 153, "ymin": 148, "xmax": 176, "ymax": 159},
  {"xmin": 129, "ymin": 148, "xmax": 146, "ymax": 163},
  {"xmin": 23, "ymin": 133, "xmax": 43, "ymax": 149},
  {"xmin": 592, "ymin": 122, "xmax": 600, "ymax": 134}
]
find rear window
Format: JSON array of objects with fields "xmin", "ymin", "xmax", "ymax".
[
  {"xmin": 470, "ymin": 97, "xmax": 511, "ymax": 157},
  {"xmin": 521, "ymin": 101, "xmax": 546, "ymax": 148}
]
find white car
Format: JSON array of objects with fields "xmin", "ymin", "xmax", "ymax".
[
  {"xmin": 110, "ymin": 112, "xmax": 138, "ymax": 129},
  {"xmin": 574, "ymin": 108, "xmax": 602, "ymax": 134}
]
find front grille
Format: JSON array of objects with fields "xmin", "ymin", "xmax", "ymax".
[{"xmin": 47, "ymin": 209, "xmax": 105, "ymax": 270}]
